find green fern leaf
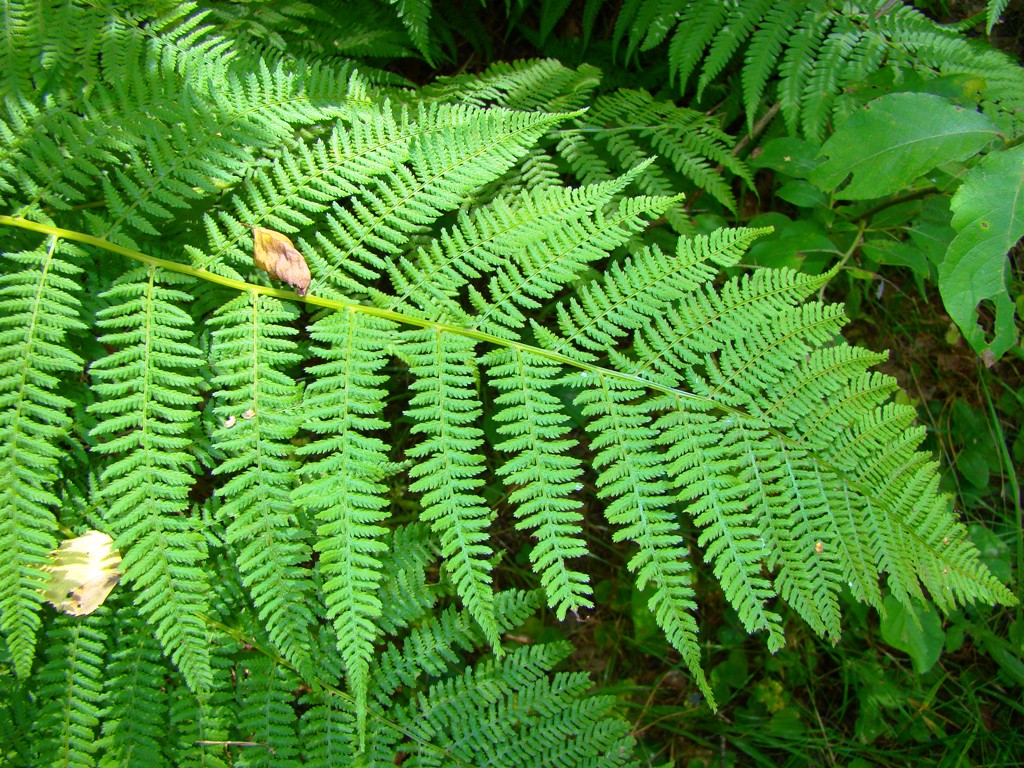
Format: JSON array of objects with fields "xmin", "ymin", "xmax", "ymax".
[
  {"xmin": 987, "ymin": 0, "xmax": 1010, "ymax": 32},
  {"xmin": 96, "ymin": 613, "xmax": 169, "ymax": 768},
  {"xmin": 543, "ymin": 228, "xmax": 768, "ymax": 358},
  {"xmin": 373, "ymin": 522, "xmax": 439, "ymax": 635},
  {"xmin": 384, "ymin": 167, "xmax": 650, "ymax": 324},
  {"xmin": 233, "ymin": 657, "xmax": 301, "ymax": 767},
  {"xmin": 667, "ymin": 2, "xmax": 729, "ymax": 94},
  {"xmin": 389, "ymin": 0, "xmax": 435, "ymax": 62},
  {"xmin": 298, "ymin": 105, "xmax": 575, "ymax": 299},
  {"xmin": 611, "ymin": 0, "xmax": 1024, "ymax": 138},
  {"xmin": 421, "ymin": 58, "xmax": 600, "ymax": 114},
  {"xmin": 696, "ymin": 0, "xmax": 774, "ymax": 99},
  {"xmin": 166, "ymin": 670, "xmax": 230, "ymax": 768},
  {"xmin": 193, "ymin": 104, "xmax": 403, "ymax": 286},
  {"xmin": 372, "ymin": 588, "xmax": 542, "ymax": 705},
  {"xmin": 299, "ymin": 686, "xmax": 356, "ymax": 768},
  {"xmin": 87, "ymin": 267, "xmax": 212, "ymax": 692},
  {"xmin": 209, "ymin": 292, "xmax": 315, "ymax": 671},
  {"xmin": 31, "ymin": 615, "xmax": 107, "ymax": 768},
  {"xmin": 470, "ymin": 193, "xmax": 680, "ymax": 336},
  {"xmin": 398, "ymin": 641, "xmax": 638, "ymax": 767},
  {"xmin": 573, "ymin": 372, "xmax": 712, "ymax": 700},
  {"xmin": 778, "ymin": 6, "xmax": 831, "ymax": 138},
  {"xmin": 422, "ymin": 60, "xmax": 749, "ymax": 223},
  {"xmin": 742, "ymin": 2, "xmax": 803, "ymax": 129},
  {"xmin": 293, "ymin": 310, "xmax": 398, "ymax": 738},
  {"xmin": 486, "ymin": 348, "xmax": 590, "ymax": 619},
  {"xmin": 404, "ymin": 328, "xmax": 501, "ymax": 648},
  {"xmin": 0, "ymin": 239, "xmax": 86, "ymax": 677}
]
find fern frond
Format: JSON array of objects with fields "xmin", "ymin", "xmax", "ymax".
[
  {"xmin": 800, "ymin": 23, "xmax": 859, "ymax": 142},
  {"xmin": 299, "ymin": 683, "xmax": 357, "ymax": 768},
  {"xmin": 293, "ymin": 311, "xmax": 398, "ymax": 737},
  {"xmin": 543, "ymin": 228, "xmax": 768, "ymax": 359},
  {"xmin": 297, "ymin": 625, "xmax": 356, "ymax": 767},
  {"xmin": 613, "ymin": 0, "xmax": 1024, "ymax": 137},
  {"xmin": 31, "ymin": 615, "xmax": 107, "ymax": 768},
  {"xmin": 300, "ymin": 583, "xmax": 628, "ymax": 767},
  {"xmin": 697, "ymin": 0, "xmax": 774, "ymax": 98},
  {"xmin": 0, "ymin": 238, "xmax": 85, "ymax": 676},
  {"xmin": 421, "ymin": 58, "xmax": 601, "ymax": 113},
  {"xmin": 93, "ymin": 51, "xmax": 364, "ymax": 247},
  {"xmin": 667, "ymin": 1, "xmax": 730, "ymax": 93},
  {"xmin": 209, "ymin": 292, "xmax": 314, "ymax": 671},
  {"xmin": 742, "ymin": 2, "xmax": 803, "ymax": 129},
  {"xmin": 384, "ymin": 167, "xmax": 650, "ymax": 324},
  {"xmin": 404, "ymin": 328, "xmax": 500, "ymax": 647},
  {"xmin": 1, "ymin": 10, "xmax": 364, "ymax": 245},
  {"xmin": 371, "ymin": 589, "xmax": 542, "ymax": 705},
  {"xmin": 1, "ymin": 3, "xmax": 1018, "ymax": 756},
  {"xmin": 470, "ymin": 194, "xmax": 680, "ymax": 337},
  {"xmin": 388, "ymin": 0, "xmax": 435, "ymax": 62},
  {"xmin": 420, "ymin": 59, "xmax": 749, "ymax": 228},
  {"xmin": 373, "ymin": 522, "xmax": 439, "ymax": 635},
  {"xmin": 574, "ymin": 89, "xmax": 751, "ymax": 218},
  {"xmin": 777, "ymin": 5, "xmax": 831, "ymax": 138},
  {"xmin": 987, "ymin": 0, "xmax": 1010, "ymax": 32},
  {"xmin": 399, "ymin": 641, "xmax": 638, "ymax": 767},
  {"xmin": 320, "ymin": 105, "xmax": 574, "ymax": 294},
  {"xmin": 195, "ymin": 104, "xmax": 407, "ymax": 284},
  {"xmin": 166, "ymin": 670, "xmax": 231, "ymax": 768},
  {"xmin": 0, "ymin": 0, "xmax": 106, "ymax": 98},
  {"xmin": 96, "ymin": 613, "xmax": 169, "ymax": 768},
  {"xmin": 233, "ymin": 656, "xmax": 302, "ymax": 767},
  {"xmin": 573, "ymin": 371, "xmax": 712, "ymax": 700},
  {"xmin": 87, "ymin": 267, "xmax": 212, "ymax": 692},
  {"xmin": 486, "ymin": 348, "xmax": 590, "ymax": 619}
]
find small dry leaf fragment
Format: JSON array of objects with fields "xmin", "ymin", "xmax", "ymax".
[
  {"xmin": 242, "ymin": 408, "xmax": 255, "ymax": 420},
  {"xmin": 42, "ymin": 530, "xmax": 122, "ymax": 616},
  {"xmin": 253, "ymin": 227, "xmax": 311, "ymax": 296},
  {"xmin": 814, "ymin": 540, "xmax": 824, "ymax": 554}
]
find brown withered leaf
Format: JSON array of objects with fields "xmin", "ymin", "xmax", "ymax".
[{"xmin": 253, "ymin": 227, "xmax": 312, "ymax": 296}]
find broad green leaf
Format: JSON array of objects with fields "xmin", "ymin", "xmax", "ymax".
[
  {"xmin": 861, "ymin": 239, "xmax": 930, "ymax": 278},
  {"xmin": 749, "ymin": 137, "xmax": 820, "ymax": 179},
  {"xmin": 879, "ymin": 595, "xmax": 945, "ymax": 674},
  {"xmin": 938, "ymin": 144, "xmax": 1024, "ymax": 361},
  {"xmin": 776, "ymin": 180, "xmax": 827, "ymax": 208},
  {"xmin": 809, "ymin": 93, "xmax": 999, "ymax": 200}
]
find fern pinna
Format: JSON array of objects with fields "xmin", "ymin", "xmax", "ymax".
[{"xmin": 0, "ymin": 1, "xmax": 1016, "ymax": 765}]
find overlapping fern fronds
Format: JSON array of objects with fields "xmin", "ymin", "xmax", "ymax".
[
  {"xmin": 0, "ymin": 1, "xmax": 1016, "ymax": 764},
  {"xmin": 611, "ymin": 0, "xmax": 1024, "ymax": 139},
  {"xmin": 421, "ymin": 58, "xmax": 751, "ymax": 231}
]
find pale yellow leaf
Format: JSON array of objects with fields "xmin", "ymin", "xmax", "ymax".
[{"xmin": 42, "ymin": 530, "xmax": 122, "ymax": 616}]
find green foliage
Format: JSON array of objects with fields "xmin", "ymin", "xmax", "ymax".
[
  {"xmin": 940, "ymin": 144, "xmax": 1024, "ymax": 361},
  {"xmin": 421, "ymin": 59, "xmax": 750, "ymax": 232},
  {"xmin": 88, "ymin": 268, "xmax": 212, "ymax": 692},
  {"xmin": 0, "ymin": 1, "xmax": 1019, "ymax": 766},
  {"xmin": 808, "ymin": 93, "xmax": 1001, "ymax": 201},
  {"xmin": 210, "ymin": 294, "xmax": 315, "ymax": 672},
  {"xmin": 609, "ymin": 0, "xmax": 1024, "ymax": 139},
  {"xmin": 794, "ymin": 91, "xmax": 1021, "ymax": 359},
  {"xmin": 0, "ymin": 240, "xmax": 85, "ymax": 676}
]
